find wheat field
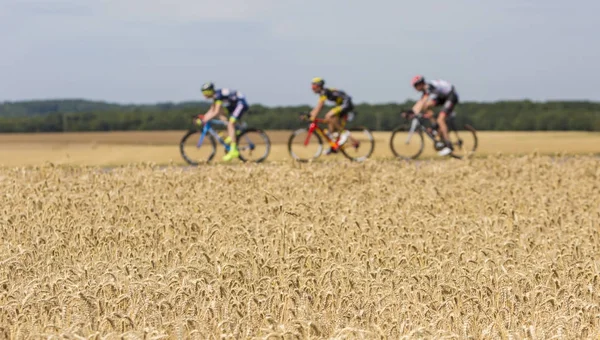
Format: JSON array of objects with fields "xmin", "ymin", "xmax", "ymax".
[
  {"xmin": 0, "ymin": 131, "xmax": 598, "ymax": 166},
  {"xmin": 1, "ymin": 155, "xmax": 599, "ymax": 339}
]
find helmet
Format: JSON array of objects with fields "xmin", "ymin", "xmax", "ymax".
[
  {"xmin": 411, "ymin": 75, "xmax": 425, "ymax": 87},
  {"xmin": 201, "ymin": 82, "xmax": 215, "ymax": 95},
  {"xmin": 311, "ymin": 77, "xmax": 325, "ymax": 87}
]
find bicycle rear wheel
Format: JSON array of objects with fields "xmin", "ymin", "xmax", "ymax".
[
  {"xmin": 449, "ymin": 124, "xmax": 478, "ymax": 159},
  {"xmin": 180, "ymin": 130, "xmax": 217, "ymax": 165},
  {"xmin": 237, "ymin": 128, "xmax": 271, "ymax": 163},
  {"xmin": 288, "ymin": 128, "xmax": 323, "ymax": 162},
  {"xmin": 389, "ymin": 124, "xmax": 425, "ymax": 160},
  {"xmin": 339, "ymin": 127, "xmax": 375, "ymax": 162}
]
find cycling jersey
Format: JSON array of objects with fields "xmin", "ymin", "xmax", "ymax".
[
  {"xmin": 214, "ymin": 88, "xmax": 246, "ymax": 107},
  {"xmin": 422, "ymin": 80, "xmax": 454, "ymax": 97},
  {"xmin": 317, "ymin": 88, "xmax": 354, "ymax": 116},
  {"xmin": 318, "ymin": 88, "xmax": 351, "ymax": 105},
  {"xmin": 214, "ymin": 88, "xmax": 249, "ymax": 121},
  {"xmin": 422, "ymin": 80, "xmax": 459, "ymax": 116}
]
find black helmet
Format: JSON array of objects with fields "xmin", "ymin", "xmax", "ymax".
[{"xmin": 201, "ymin": 82, "xmax": 215, "ymax": 95}]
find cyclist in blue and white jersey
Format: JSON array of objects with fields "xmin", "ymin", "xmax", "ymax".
[{"xmin": 197, "ymin": 82, "xmax": 249, "ymax": 161}]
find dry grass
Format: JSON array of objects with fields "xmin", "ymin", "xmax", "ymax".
[
  {"xmin": 0, "ymin": 131, "xmax": 598, "ymax": 166},
  {"xmin": 0, "ymin": 156, "xmax": 599, "ymax": 338}
]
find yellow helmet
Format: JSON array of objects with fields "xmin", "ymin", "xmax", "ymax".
[{"xmin": 311, "ymin": 77, "xmax": 325, "ymax": 87}]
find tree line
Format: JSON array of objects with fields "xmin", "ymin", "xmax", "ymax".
[{"xmin": 0, "ymin": 99, "xmax": 599, "ymax": 132}]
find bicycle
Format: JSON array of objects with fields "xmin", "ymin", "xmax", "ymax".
[
  {"xmin": 389, "ymin": 110, "xmax": 477, "ymax": 160},
  {"xmin": 180, "ymin": 115, "xmax": 271, "ymax": 165},
  {"xmin": 288, "ymin": 111, "xmax": 375, "ymax": 162}
]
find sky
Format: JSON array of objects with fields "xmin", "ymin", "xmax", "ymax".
[{"xmin": 1, "ymin": 0, "xmax": 599, "ymax": 106}]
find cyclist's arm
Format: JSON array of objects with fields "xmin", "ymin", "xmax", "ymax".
[
  {"xmin": 202, "ymin": 101, "xmax": 222, "ymax": 123},
  {"xmin": 309, "ymin": 98, "xmax": 325, "ymax": 121},
  {"xmin": 423, "ymin": 97, "xmax": 436, "ymax": 110},
  {"xmin": 412, "ymin": 94, "xmax": 429, "ymax": 114}
]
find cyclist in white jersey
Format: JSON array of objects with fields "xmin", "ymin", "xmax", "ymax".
[{"xmin": 411, "ymin": 75, "xmax": 460, "ymax": 156}]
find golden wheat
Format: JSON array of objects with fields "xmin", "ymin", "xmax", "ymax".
[
  {"xmin": 0, "ymin": 156, "xmax": 599, "ymax": 338},
  {"xmin": 0, "ymin": 131, "xmax": 598, "ymax": 167}
]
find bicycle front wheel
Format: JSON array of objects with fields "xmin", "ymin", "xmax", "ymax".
[
  {"xmin": 339, "ymin": 127, "xmax": 375, "ymax": 162},
  {"xmin": 288, "ymin": 128, "xmax": 323, "ymax": 162},
  {"xmin": 180, "ymin": 130, "xmax": 217, "ymax": 165},
  {"xmin": 389, "ymin": 124, "xmax": 425, "ymax": 160},
  {"xmin": 237, "ymin": 128, "xmax": 271, "ymax": 163},
  {"xmin": 449, "ymin": 124, "xmax": 478, "ymax": 159}
]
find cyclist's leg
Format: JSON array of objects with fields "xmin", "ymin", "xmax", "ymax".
[
  {"xmin": 213, "ymin": 106, "xmax": 229, "ymax": 129},
  {"xmin": 322, "ymin": 107, "xmax": 342, "ymax": 154},
  {"xmin": 437, "ymin": 111, "xmax": 450, "ymax": 144},
  {"xmin": 227, "ymin": 101, "xmax": 248, "ymax": 144},
  {"xmin": 324, "ymin": 106, "xmax": 342, "ymax": 136},
  {"xmin": 437, "ymin": 92, "xmax": 458, "ymax": 145},
  {"xmin": 222, "ymin": 102, "xmax": 247, "ymax": 161},
  {"xmin": 445, "ymin": 92, "xmax": 460, "ymax": 142},
  {"xmin": 212, "ymin": 106, "xmax": 229, "ymax": 140},
  {"xmin": 223, "ymin": 101, "xmax": 247, "ymax": 158},
  {"xmin": 423, "ymin": 97, "xmax": 438, "ymax": 125},
  {"xmin": 338, "ymin": 99, "xmax": 357, "ymax": 146},
  {"xmin": 328, "ymin": 98, "xmax": 353, "ymax": 131}
]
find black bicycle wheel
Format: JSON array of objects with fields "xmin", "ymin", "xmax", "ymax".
[
  {"xmin": 389, "ymin": 124, "xmax": 425, "ymax": 160},
  {"xmin": 288, "ymin": 128, "xmax": 323, "ymax": 162},
  {"xmin": 179, "ymin": 130, "xmax": 217, "ymax": 165},
  {"xmin": 449, "ymin": 124, "xmax": 478, "ymax": 159},
  {"xmin": 237, "ymin": 128, "xmax": 271, "ymax": 163},
  {"xmin": 339, "ymin": 127, "xmax": 375, "ymax": 162}
]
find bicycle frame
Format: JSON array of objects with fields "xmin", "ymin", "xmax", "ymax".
[
  {"xmin": 196, "ymin": 117, "xmax": 251, "ymax": 151},
  {"xmin": 405, "ymin": 116, "xmax": 433, "ymax": 144},
  {"xmin": 304, "ymin": 116, "xmax": 350, "ymax": 148},
  {"xmin": 405, "ymin": 113, "xmax": 462, "ymax": 145}
]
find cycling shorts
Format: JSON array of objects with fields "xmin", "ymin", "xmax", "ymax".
[
  {"xmin": 225, "ymin": 99, "xmax": 249, "ymax": 122},
  {"xmin": 331, "ymin": 97, "xmax": 354, "ymax": 117},
  {"xmin": 432, "ymin": 90, "xmax": 459, "ymax": 116}
]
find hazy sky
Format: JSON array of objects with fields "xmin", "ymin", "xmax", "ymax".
[{"xmin": 1, "ymin": 0, "xmax": 598, "ymax": 105}]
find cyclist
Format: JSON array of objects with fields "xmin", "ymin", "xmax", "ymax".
[
  {"xmin": 197, "ymin": 82, "xmax": 249, "ymax": 161},
  {"xmin": 308, "ymin": 77, "xmax": 355, "ymax": 153},
  {"xmin": 411, "ymin": 75, "xmax": 459, "ymax": 156}
]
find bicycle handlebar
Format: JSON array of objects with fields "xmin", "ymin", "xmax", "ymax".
[
  {"xmin": 299, "ymin": 112, "xmax": 329, "ymax": 124},
  {"xmin": 191, "ymin": 114, "xmax": 227, "ymax": 126}
]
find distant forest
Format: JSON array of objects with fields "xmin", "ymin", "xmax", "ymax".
[{"xmin": 0, "ymin": 99, "xmax": 599, "ymax": 132}]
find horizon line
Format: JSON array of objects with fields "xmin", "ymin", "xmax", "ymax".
[{"xmin": 2, "ymin": 97, "xmax": 599, "ymax": 107}]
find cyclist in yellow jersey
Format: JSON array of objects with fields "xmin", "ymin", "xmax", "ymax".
[{"xmin": 308, "ymin": 78, "xmax": 353, "ymax": 152}]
